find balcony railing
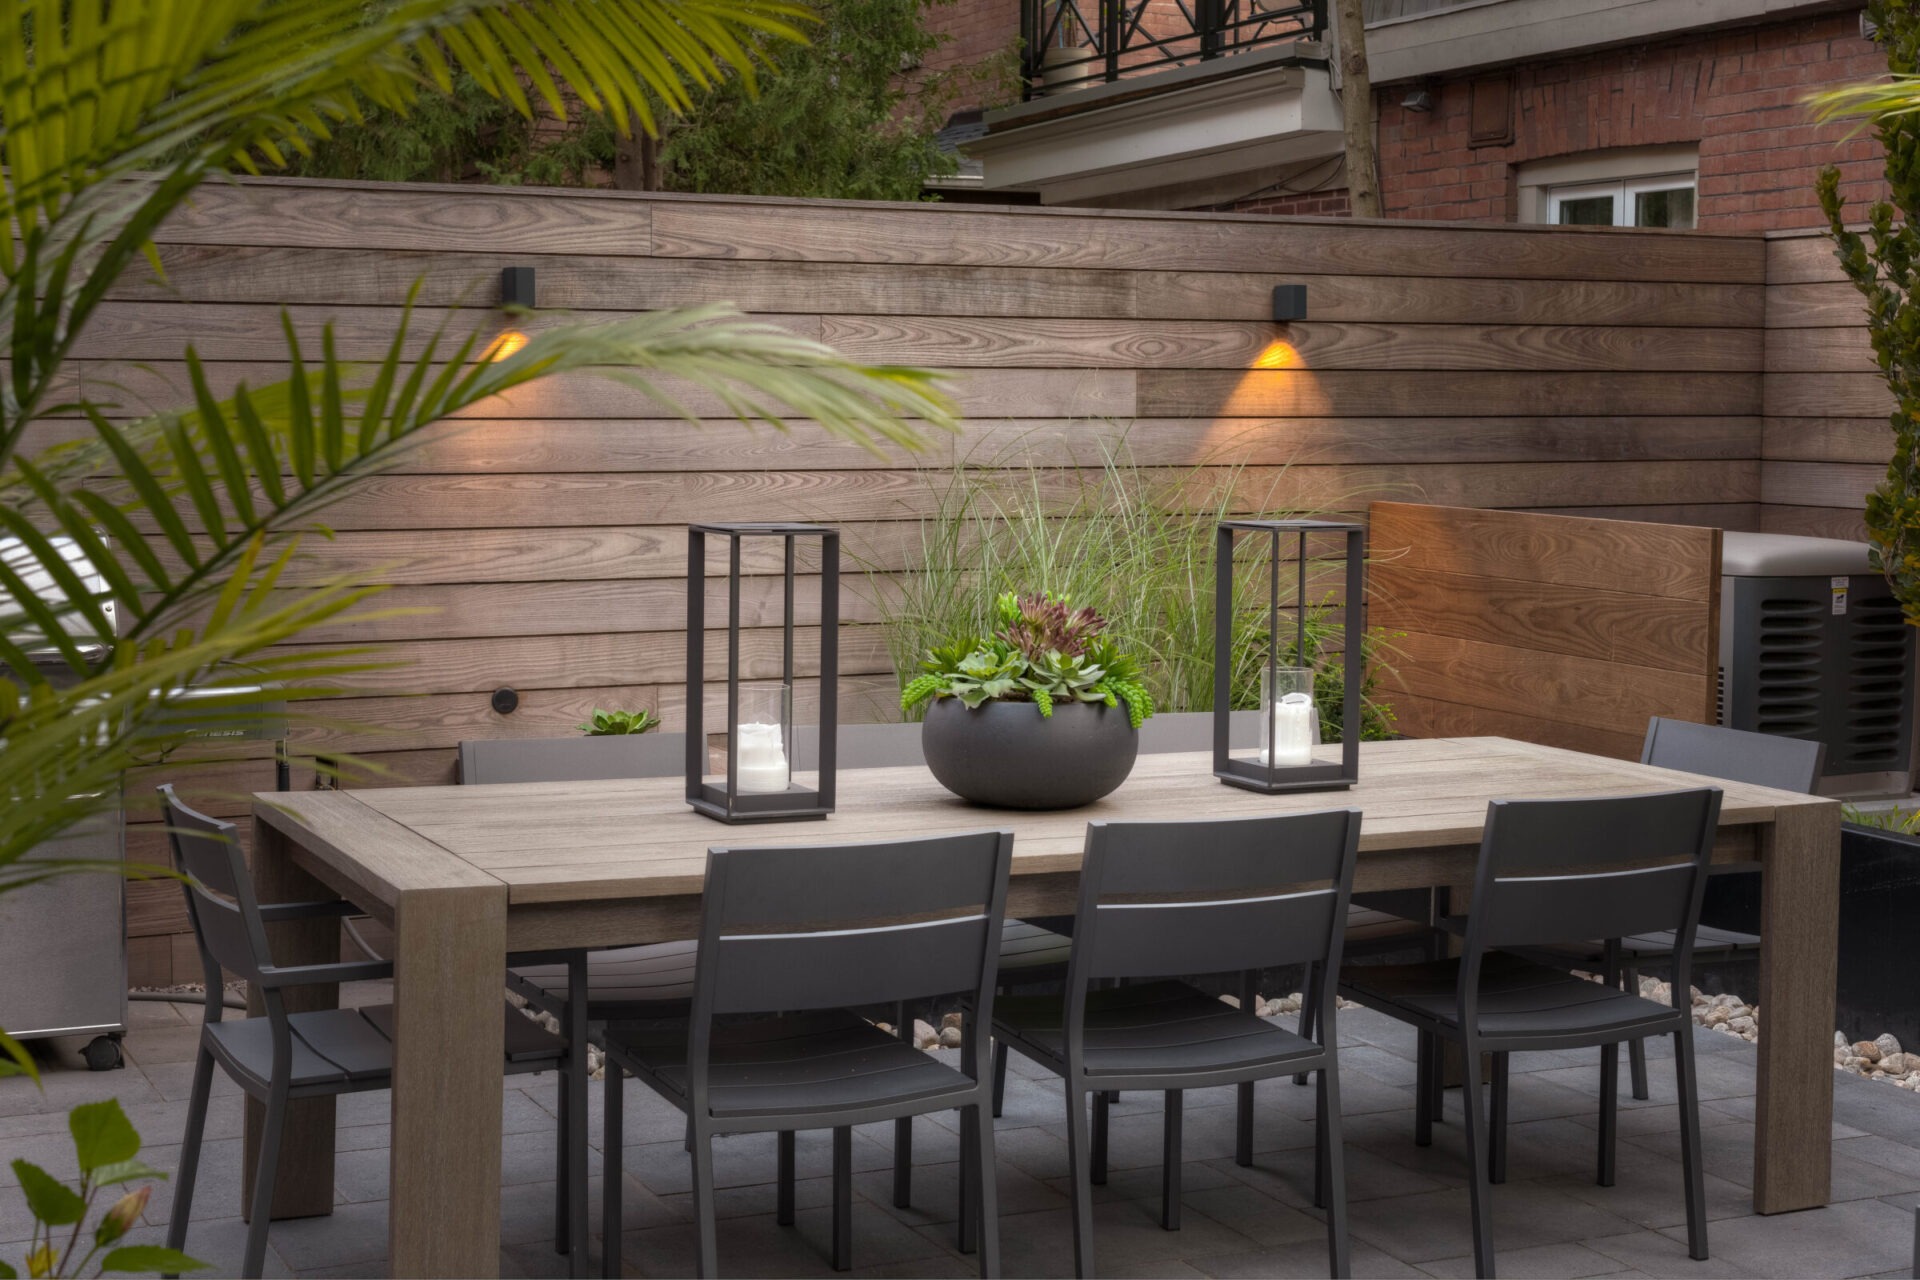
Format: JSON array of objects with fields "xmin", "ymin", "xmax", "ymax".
[{"xmin": 1019, "ymin": 0, "xmax": 1326, "ymax": 99}]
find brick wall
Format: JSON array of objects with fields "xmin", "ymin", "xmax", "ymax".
[
  {"xmin": 921, "ymin": 0, "xmax": 1020, "ymax": 109},
  {"xmin": 1369, "ymin": 11, "xmax": 1887, "ymax": 231}
]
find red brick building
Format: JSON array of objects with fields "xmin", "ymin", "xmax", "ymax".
[{"xmin": 939, "ymin": 0, "xmax": 1887, "ymax": 234}]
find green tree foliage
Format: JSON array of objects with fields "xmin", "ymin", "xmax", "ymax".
[
  {"xmin": 1815, "ymin": 0, "xmax": 1920, "ymax": 619},
  {"xmin": 289, "ymin": 0, "xmax": 1010, "ymax": 198}
]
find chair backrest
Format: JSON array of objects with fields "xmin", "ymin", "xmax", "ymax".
[
  {"xmin": 1641, "ymin": 717, "xmax": 1825, "ymax": 794},
  {"xmin": 1135, "ymin": 710, "xmax": 1262, "ymax": 754},
  {"xmin": 1462, "ymin": 788, "xmax": 1723, "ymax": 963},
  {"xmin": 691, "ymin": 830, "xmax": 1013, "ymax": 1020},
  {"xmin": 458, "ymin": 732, "xmax": 686, "ymax": 784},
  {"xmin": 1068, "ymin": 809, "xmax": 1361, "ymax": 986},
  {"xmin": 158, "ymin": 785, "xmax": 274, "ymax": 992}
]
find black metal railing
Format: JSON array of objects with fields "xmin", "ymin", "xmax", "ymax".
[{"xmin": 1019, "ymin": 0, "xmax": 1326, "ymax": 99}]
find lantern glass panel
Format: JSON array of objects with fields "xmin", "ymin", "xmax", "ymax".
[{"xmin": 1257, "ymin": 665, "xmax": 1318, "ymax": 767}]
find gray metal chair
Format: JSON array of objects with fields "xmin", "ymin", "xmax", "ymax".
[
  {"xmin": 992, "ymin": 809, "xmax": 1363, "ymax": 1280},
  {"xmin": 1339, "ymin": 788, "xmax": 1723, "ymax": 1279},
  {"xmin": 156, "ymin": 786, "xmax": 564, "ymax": 1279},
  {"xmin": 599, "ymin": 830, "xmax": 1014, "ymax": 1278}
]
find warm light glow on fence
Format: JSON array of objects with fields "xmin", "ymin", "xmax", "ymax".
[
  {"xmin": 1254, "ymin": 339, "xmax": 1302, "ymax": 369},
  {"xmin": 486, "ymin": 330, "xmax": 530, "ymax": 361}
]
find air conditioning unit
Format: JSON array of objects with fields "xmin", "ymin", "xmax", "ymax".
[{"xmin": 1719, "ymin": 532, "xmax": 1917, "ymax": 797}]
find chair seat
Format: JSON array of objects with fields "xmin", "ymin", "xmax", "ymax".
[
  {"xmin": 510, "ymin": 940, "xmax": 699, "ymax": 1020},
  {"xmin": 1437, "ymin": 918, "xmax": 1758, "ymax": 962},
  {"xmin": 998, "ymin": 918, "xmax": 1073, "ymax": 972},
  {"xmin": 995, "ymin": 979, "xmax": 1322, "ymax": 1080},
  {"xmin": 1339, "ymin": 952, "xmax": 1684, "ymax": 1046},
  {"xmin": 604, "ymin": 1009, "xmax": 975, "ymax": 1121},
  {"xmin": 207, "ymin": 1003, "xmax": 561, "ymax": 1094}
]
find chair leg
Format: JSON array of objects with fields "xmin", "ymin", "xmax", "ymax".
[
  {"xmin": 777, "ymin": 1130, "xmax": 796, "ymax": 1226},
  {"xmin": 602, "ymin": 1065, "xmax": 623, "ymax": 1279},
  {"xmin": 1091, "ymin": 1089, "xmax": 1110, "ymax": 1185},
  {"xmin": 691, "ymin": 1132, "xmax": 719, "ymax": 1280},
  {"xmin": 992, "ymin": 1039, "xmax": 1009, "ymax": 1119},
  {"xmin": 832, "ymin": 1125, "xmax": 854, "ymax": 1272},
  {"xmin": 1162, "ymin": 1089, "xmax": 1183, "ymax": 1231},
  {"xmin": 1489, "ymin": 1052, "xmax": 1509, "ymax": 1186},
  {"xmin": 242, "ymin": 1080, "xmax": 288, "ymax": 1280},
  {"xmin": 1237, "ymin": 971, "xmax": 1256, "ymax": 1164},
  {"xmin": 1319, "ymin": 1062, "xmax": 1351, "ymax": 1279},
  {"xmin": 1414, "ymin": 1032, "xmax": 1434, "ymax": 1148},
  {"xmin": 1674, "ymin": 1028, "xmax": 1710, "ymax": 1261},
  {"xmin": 1459, "ymin": 1039, "xmax": 1497, "ymax": 1280},
  {"xmin": 958, "ymin": 1105, "xmax": 978, "ymax": 1256},
  {"xmin": 1598, "ymin": 1042, "xmax": 1619, "ymax": 1188},
  {"xmin": 564, "ymin": 965, "xmax": 591, "ymax": 1279},
  {"xmin": 1624, "ymin": 961, "xmax": 1649, "ymax": 1101},
  {"xmin": 1064, "ymin": 1088, "xmax": 1098, "ymax": 1280},
  {"xmin": 164, "ymin": 1048, "xmax": 216, "ymax": 1271},
  {"xmin": 1313, "ymin": 1069, "xmax": 1328, "ymax": 1212},
  {"xmin": 972, "ymin": 1104, "xmax": 1001, "ymax": 1280},
  {"xmin": 1295, "ymin": 963, "xmax": 1319, "ymax": 1086},
  {"xmin": 555, "ymin": 1052, "xmax": 572, "ymax": 1256},
  {"xmin": 893, "ymin": 1000, "xmax": 913, "ymax": 1209}
]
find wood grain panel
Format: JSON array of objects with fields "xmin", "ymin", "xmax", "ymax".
[
  {"xmin": 1138, "ymin": 370, "xmax": 1762, "ymax": 418},
  {"xmin": 1765, "ymin": 327, "xmax": 1873, "ymax": 374},
  {"xmin": 1758, "ymin": 504, "xmax": 1871, "ymax": 541},
  {"xmin": 118, "ymin": 245, "xmax": 1764, "ymax": 326},
  {"xmin": 1763, "ymin": 372, "xmax": 1891, "ymax": 418},
  {"xmin": 1759, "ymin": 461, "xmax": 1882, "ymax": 509},
  {"xmin": 1367, "ymin": 502, "xmax": 1723, "ymax": 600},
  {"xmin": 50, "ymin": 414, "xmax": 1758, "ymax": 479},
  {"xmin": 159, "ymin": 178, "xmax": 650, "ymax": 254},
  {"xmin": 1765, "ymin": 233, "xmax": 1845, "ymax": 286},
  {"xmin": 1369, "ymin": 503, "xmax": 1720, "ymax": 756},
  {"xmin": 650, "ymin": 201, "xmax": 1764, "ymax": 282},
  {"xmin": 1369, "ymin": 565, "xmax": 1714, "ymax": 673},
  {"xmin": 1766, "ymin": 282, "xmax": 1866, "ymax": 329},
  {"xmin": 1761, "ymin": 417, "xmax": 1887, "ymax": 465},
  {"xmin": 820, "ymin": 317, "xmax": 1759, "ymax": 373},
  {"xmin": 1525, "ymin": 503, "xmax": 1759, "ymax": 530},
  {"xmin": 177, "ymin": 461, "xmax": 1757, "ymax": 532}
]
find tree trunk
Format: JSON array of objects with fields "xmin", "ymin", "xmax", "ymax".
[
  {"xmin": 1332, "ymin": 0, "xmax": 1381, "ymax": 218},
  {"xmin": 610, "ymin": 116, "xmax": 662, "ymax": 190}
]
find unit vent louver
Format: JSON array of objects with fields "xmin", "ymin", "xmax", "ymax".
[{"xmin": 1754, "ymin": 598, "xmax": 1821, "ymax": 737}]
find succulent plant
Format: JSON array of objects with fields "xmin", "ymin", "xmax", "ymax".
[{"xmin": 899, "ymin": 594, "xmax": 1154, "ymax": 726}]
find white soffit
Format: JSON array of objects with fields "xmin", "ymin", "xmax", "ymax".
[{"xmin": 969, "ymin": 63, "xmax": 1343, "ymax": 203}]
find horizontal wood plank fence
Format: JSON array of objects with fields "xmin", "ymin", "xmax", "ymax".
[
  {"xmin": 1367, "ymin": 502, "xmax": 1722, "ymax": 760},
  {"xmin": 80, "ymin": 177, "xmax": 1778, "ymax": 982},
  {"xmin": 1762, "ymin": 229, "xmax": 1884, "ymax": 544}
]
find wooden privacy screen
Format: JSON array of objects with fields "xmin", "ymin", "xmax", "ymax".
[
  {"xmin": 1367, "ymin": 502, "xmax": 1721, "ymax": 760},
  {"xmin": 1762, "ymin": 228, "xmax": 1880, "ymax": 543},
  {"xmin": 86, "ymin": 177, "xmax": 1772, "ymax": 981}
]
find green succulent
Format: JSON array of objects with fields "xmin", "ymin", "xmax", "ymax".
[
  {"xmin": 578, "ymin": 708, "xmax": 662, "ymax": 736},
  {"xmin": 946, "ymin": 643, "xmax": 1030, "ymax": 708}
]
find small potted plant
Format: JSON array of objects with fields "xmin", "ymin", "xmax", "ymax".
[
  {"xmin": 578, "ymin": 708, "xmax": 662, "ymax": 736},
  {"xmin": 902, "ymin": 592, "xmax": 1154, "ymax": 809}
]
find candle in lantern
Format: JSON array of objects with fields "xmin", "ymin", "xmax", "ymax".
[
  {"xmin": 734, "ymin": 721, "xmax": 791, "ymax": 793},
  {"xmin": 1261, "ymin": 691, "xmax": 1316, "ymax": 767}
]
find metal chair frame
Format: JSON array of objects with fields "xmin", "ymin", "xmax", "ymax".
[
  {"xmin": 1340, "ymin": 788, "xmax": 1723, "ymax": 1279},
  {"xmin": 992, "ymin": 809, "xmax": 1362, "ymax": 1279},
  {"xmin": 600, "ymin": 830, "xmax": 1014, "ymax": 1277},
  {"xmin": 156, "ymin": 786, "xmax": 562, "ymax": 1279}
]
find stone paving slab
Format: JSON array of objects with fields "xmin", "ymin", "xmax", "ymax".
[{"xmin": 2, "ymin": 993, "xmax": 1918, "ymax": 1279}]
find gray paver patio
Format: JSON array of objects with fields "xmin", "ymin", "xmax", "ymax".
[{"xmin": 4, "ymin": 992, "xmax": 1915, "ymax": 1279}]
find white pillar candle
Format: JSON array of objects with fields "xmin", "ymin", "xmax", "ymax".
[
  {"xmin": 1260, "ymin": 692, "xmax": 1316, "ymax": 767},
  {"xmin": 733, "ymin": 721, "xmax": 791, "ymax": 793}
]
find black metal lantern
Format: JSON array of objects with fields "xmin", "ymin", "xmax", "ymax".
[
  {"xmin": 1214, "ymin": 519, "xmax": 1365, "ymax": 794},
  {"xmin": 685, "ymin": 523, "xmax": 838, "ymax": 823}
]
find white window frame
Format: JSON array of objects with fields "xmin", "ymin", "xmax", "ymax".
[
  {"xmin": 1516, "ymin": 144, "xmax": 1699, "ymax": 226},
  {"xmin": 1545, "ymin": 172, "xmax": 1697, "ymax": 229}
]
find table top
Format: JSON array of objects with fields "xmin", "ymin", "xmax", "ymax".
[{"xmin": 255, "ymin": 736, "xmax": 1837, "ymax": 911}]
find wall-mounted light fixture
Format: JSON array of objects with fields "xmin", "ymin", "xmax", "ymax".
[
  {"xmin": 1401, "ymin": 87, "xmax": 1434, "ymax": 113},
  {"xmin": 500, "ymin": 266, "xmax": 536, "ymax": 309},
  {"xmin": 491, "ymin": 266, "xmax": 537, "ymax": 360},
  {"xmin": 1271, "ymin": 284, "xmax": 1308, "ymax": 324}
]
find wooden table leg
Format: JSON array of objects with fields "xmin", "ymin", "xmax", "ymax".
[
  {"xmin": 1754, "ymin": 800, "xmax": 1841, "ymax": 1214},
  {"xmin": 389, "ymin": 880, "xmax": 509, "ymax": 1276},
  {"xmin": 244, "ymin": 820, "xmax": 338, "ymax": 1221}
]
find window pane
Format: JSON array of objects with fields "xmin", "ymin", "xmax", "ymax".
[
  {"xmin": 1556, "ymin": 195, "xmax": 1615, "ymax": 226},
  {"xmin": 1634, "ymin": 187, "xmax": 1696, "ymax": 229}
]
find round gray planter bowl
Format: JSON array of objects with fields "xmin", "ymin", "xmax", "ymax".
[{"xmin": 921, "ymin": 697, "xmax": 1139, "ymax": 810}]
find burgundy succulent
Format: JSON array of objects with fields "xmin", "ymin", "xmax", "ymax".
[{"xmin": 995, "ymin": 591, "xmax": 1107, "ymax": 661}]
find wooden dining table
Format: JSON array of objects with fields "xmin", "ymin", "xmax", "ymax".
[{"xmin": 246, "ymin": 735, "xmax": 1841, "ymax": 1277}]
